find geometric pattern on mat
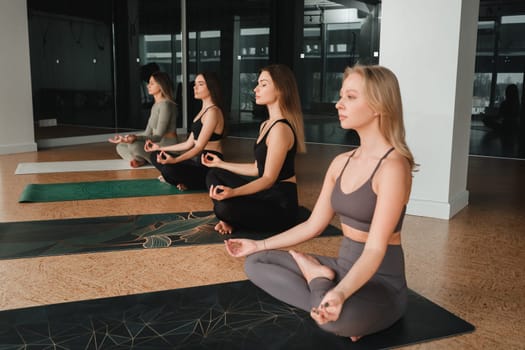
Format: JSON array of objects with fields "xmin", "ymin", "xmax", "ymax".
[
  {"xmin": 0, "ymin": 280, "xmax": 474, "ymax": 349},
  {"xmin": 0, "ymin": 207, "xmax": 341, "ymax": 260}
]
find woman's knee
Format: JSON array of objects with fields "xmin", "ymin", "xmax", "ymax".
[
  {"xmin": 206, "ymin": 168, "xmax": 234, "ymax": 187},
  {"xmin": 244, "ymin": 252, "xmax": 266, "ymax": 279},
  {"xmin": 318, "ymin": 320, "xmax": 354, "ymax": 337},
  {"xmin": 205, "ymin": 168, "xmax": 219, "ymax": 188},
  {"xmin": 116, "ymin": 143, "xmax": 130, "ymax": 160},
  {"xmin": 129, "ymin": 143, "xmax": 148, "ymax": 160},
  {"xmin": 317, "ymin": 298, "xmax": 400, "ymax": 338},
  {"xmin": 149, "ymin": 151, "xmax": 159, "ymax": 165}
]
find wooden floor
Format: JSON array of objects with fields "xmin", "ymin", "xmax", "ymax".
[{"xmin": 0, "ymin": 138, "xmax": 523, "ymax": 349}]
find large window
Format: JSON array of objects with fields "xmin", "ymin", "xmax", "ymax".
[
  {"xmin": 472, "ymin": 14, "xmax": 525, "ymax": 159},
  {"xmin": 300, "ymin": 4, "xmax": 380, "ymax": 114},
  {"xmin": 237, "ymin": 27, "xmax": 270, "ymax": 125},
  {"xmin": 28, "ymin": 0, "xmax": 273, "ymax": 142},
  {"xmin": 26, "ymin": 0, "xmax": 525, "ymax": 158},
  {"xmin": 296, "ymin": 1, "xmax": 380, "ymax": 145},
  {"xmin": 186, "ymin": 0, "xmax": 271, "ymax": 136}
]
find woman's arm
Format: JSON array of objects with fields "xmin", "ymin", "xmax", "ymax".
[
  {"xmin": 226, "ymin": 154, "xmax": 346, "ymax": 256},
  {"xmin": 160, "ymin": 134, "xmax": 195, "ymax": 153},
  {"xmin": 137, "ymin": 102, "xmax": 175, "ymax": 142},
  {"xmin": 170, "ymin": 109, "xmax": 222, "ymax": 163},
  {"xmin": 201, "ymin": 154, "xmax": 259, "ymax": 177}
]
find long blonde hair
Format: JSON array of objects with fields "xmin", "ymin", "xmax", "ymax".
[
  {"xmin": 344, "ymin": 65, "xmax": 417, "ymax": 172},
  {"xmin": 261, "ymin": 64, "xmax": 306, "ymax": 153}
]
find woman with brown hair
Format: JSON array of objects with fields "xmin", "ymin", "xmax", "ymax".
[{"xmin": 203, "ymin": 64, "xmax": 306, "ymax": 234}]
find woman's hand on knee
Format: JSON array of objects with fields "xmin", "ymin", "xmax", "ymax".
[
  {"xmin": 209, "ymin": 184, "xmax": 232, "ymax": 200},
  {"xmin": 108, "ymin": 135, "xmax": 124, "ymax": 144},
  {"xmin": 201, "ymin": 152, "xmax": 221, "ymax": 167},
  {"xmin": 125, "ymin": 134, "xmax": 137, "ymax": 143},
  {"xmin": 157, "ymin": 151, "xmax": 174, "ymax": 164},
  {"xmin": 224, "ymin": 238, "xmax": 259, "ymax": 257},
  {"xmin": 144, "ymin": 139, "xmax": 160, "ymax": 152},
  {"xmin": 311, "ymin": 289, "xmax": 345, "ymax": 324}
]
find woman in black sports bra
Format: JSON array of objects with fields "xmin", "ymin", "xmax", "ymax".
[
  {"xmin": 224, "ymin": 65, "xmax": 417, "ymax": 342},
  {"xmin": 145, "ymin": 72, "xmax": 225, "ymax": 190},
  {"xmin": 202, "ymin": 64, "xmax": 306, "ymax": 235}
]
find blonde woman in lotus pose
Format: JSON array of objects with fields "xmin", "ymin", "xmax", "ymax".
[{"xmin": 225, "ymin": 65, "xmax": 416, "ymax": 342}]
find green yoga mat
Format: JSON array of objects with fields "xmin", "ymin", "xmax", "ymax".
[
  {"xmin": 0, "ymin": 280, "xmax": 474, "ymax": 349},
  {"xmin": 18, "ymin": 178, "xmax": 204, "ymax": 202},
  {"xmin": 0, "ymin": 207, "xmax": 341, "ymax": 260}
]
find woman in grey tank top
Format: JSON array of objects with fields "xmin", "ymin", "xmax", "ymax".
[{"xmin": 225, "ymin": 65, "xmax": 417, "ymax": 342}]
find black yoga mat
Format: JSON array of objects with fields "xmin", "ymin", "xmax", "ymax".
[
  {"xmin": 0, "ymin": 207, "xmax": 340, "ymax": 260},
  {"xmin": 0, "ymin": 280, "xmax": 474, "ymax": 349},
  {"xmin": 18, "ymin": 178, "xmax": 204, "ymax": 202}
]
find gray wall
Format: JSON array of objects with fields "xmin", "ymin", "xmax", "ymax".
[{"xmin": 0, "ymin": 0, "xmax": 36, "ymax": 154}]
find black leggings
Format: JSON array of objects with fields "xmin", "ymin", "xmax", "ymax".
[
  {"xmin": 150, "ymin": 150, "xmax": 223, "ymax": 190},
  {"xmin": 205, "ymin": 168, "xmax": 298, "ymax": 232},
  {"xmin": 245, "ymin": 237, "xmax": 407, "ymax": 337}
]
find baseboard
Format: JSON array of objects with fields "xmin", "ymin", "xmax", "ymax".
[
  {"xmin": 407, "ymin": 190, "xmax": 469, "ymax": 219},
  {"xmin": 36, "ymin": 129, "xmax": 189, "ymax": 149},
  {"xmin": 0, "ymin": 142, "xmax": 38, "ymax": 155},
  {"xmin": 36, "ymin": 134, "xmax": 116, "ymax": 148}
]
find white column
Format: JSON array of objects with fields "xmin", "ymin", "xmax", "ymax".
[
  {"xmin": 0, "ymin": 0, "xmax": 37, "ymax": 154},
  {"xmin": 380, "ymin": 0, "xmax": 480, "ymax": 219}
]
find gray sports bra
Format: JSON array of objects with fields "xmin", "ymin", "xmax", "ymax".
[{"xmin": 331, "ymin": 148, "xmax": 406, "ymax": 233}]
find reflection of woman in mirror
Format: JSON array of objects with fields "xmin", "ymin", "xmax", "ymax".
[
  {"xmin": 145, "ymin": 72, "xmax": 225, "ymax": 191},
  {"xmin": 109, "ymin": 71, "xmax": 178, "ymax": 168},
  {"xmin": 483, "ymin": 83, "xmax": 520, "ymax": 133}
]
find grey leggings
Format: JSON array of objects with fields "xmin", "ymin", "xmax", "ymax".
[{"xmin": 244, "ymin": 237, "xmax": 407, "ymax": 337}]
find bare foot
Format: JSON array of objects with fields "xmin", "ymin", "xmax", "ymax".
[
  {"xmin": 130, "ymin": 159, "xmax": 145, "ymax": 168},
  {"xmin": 350, "ymin": 336, "xmax": 362, "ymax": 342},
  {"xmin": 214, "ymin": 220, "xmax": 233, "ymax": 235},
  {"xmin": 176, "ymin": 183, "xmax": 188, "ymax": 191},
  {"xmin": 289, "ymin": 250, "xmax": 335, "ymax": 283},
  {"xmin": 158, "ymin": 175, "xmax": 166, "ymax": 183}
]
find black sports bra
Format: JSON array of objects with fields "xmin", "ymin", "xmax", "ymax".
[
  {"xmin": 191, "ymin": 105, "xmax": 223, "ymax": 141},
  {"xmin": 330, "ymin": 148, "xmax": 406, "ymax": 233},
  {"xmin": 253, "ymin": 119, "xmax": 296, "ymax": 180}
]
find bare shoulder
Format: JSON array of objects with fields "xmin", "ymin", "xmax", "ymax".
[
  {"xmin": 382, "ymin": 150, "xmax": 411, "ymax": 172},
  {"xmin": 270, "ymin": 120, "xmax": 294, "ymax": 135},
  {"xmin": 334, "ymin": 150, "xmax": 354, "ymax": 164},
  {"xmin": 266, "ymin": 120, "xmax": 294, "ymax": 145},
  {"xmin": 375, "ymin": 150, "xmax": 412, "ymax": 191},
  {"xmin": 326, "ymin": 150, "xmax": 355, "ymax": 178},
  {"xmin": 209, "ymin": 105, "xmax": 224, "ymax": 117},
  {"xmin": 202, "ymin": 107, "xmax": 222, "ymax": 123}
]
